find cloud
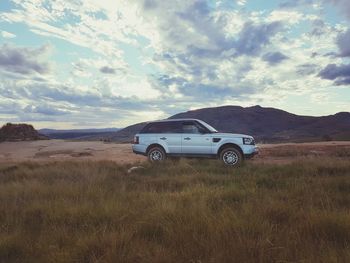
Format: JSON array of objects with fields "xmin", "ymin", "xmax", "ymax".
[
  {"xmin": 296, "ymin": 64, "xmax": 318, "ymax": 76},
  {"xmin": 0, "ymin": 78, "xmax": 167, "ymax": 126},
  {"xmin": 310, "ymin": 19, "xmax": 327, "ymax": 36},
  {"xmin": 318, "ymin": 63, "xmax": 350, "ymax": 85},
  {"xmin": 336, "ymin": 29, "xmax": 350, "ymax": 57},
  {"xmin": 0, "ymin": 0, "xmax": 348, "ymax": 127},
  {"xmin": 0, "ymin": 44, "xmax": 52, "ymax": 76},
  {"xmin": 330, "ymin": 0, "xmax": 350, "ymax": 20},
  {"xmin": 236, "ymin": 0, "xmax": 247, "ymax": 6},
  {"xmin": 154, "ymin": 73, "xmax": 256, "ymax": 102},
  {"xmin": 0, "ymin": 79, "xmax": 157, "ymax": 111},
  {"xmin": 100, "ymin": 66, "xmax": 116, "ymax": 74},
  {"xmin": 235, "ymin": 22, "xmax": 283, "ymax": 57},
  {"xmin": 1, "ymin": 31, "xmax": 16, "ymax": 39},
  {"xmin": 137, "ymin": 0, "xmax": 285, "ymax": 101},
  {"xmin": 318, "ymin": 64, "xmax": 350, "ymax": 80},
  {"xmin": 0, "ymin": 99, "xmax": 21, "ymax": 115},
  {"xmin": 24, "ymin": 104, "xmax": 69, "ymax": 116},
  {"xmin": 279, "ymin": 0, "xmax": 315, "ymax": 8},
  {"xmin": 334, "ymin": 77, "xmax": 350, "ymax": 85},
  {"xmin": 280, "ymin": 0, "xmax": 350, "ymax": 21},
  {"xmin": 138, "ymin": 0, "xmax": 283, "ymax": 58},
  {"xmin": 262, "ymin": 51, "xmax": 289, "ymax": 65}
]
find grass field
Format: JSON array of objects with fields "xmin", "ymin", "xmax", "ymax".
[{"xmin": 0, "ymin": 156, "xmax": 350, "ymax": 262}]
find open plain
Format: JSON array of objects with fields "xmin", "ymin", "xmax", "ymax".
[
  {"xmin": 0, "ymin": 139, "xmax": 349, "ymax": 164},
  {"xmin": 0, "ymin": 140, "xmax": 349, "ymax": 262}
]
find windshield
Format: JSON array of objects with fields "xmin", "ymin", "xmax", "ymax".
[{"xmin": 198, "ymin": 120, "xmax": 218, "ymax": 133}]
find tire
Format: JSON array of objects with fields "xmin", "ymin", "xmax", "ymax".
[
  {"xmin": 147, "ymin": 146, "xmax": 166, "ymax": 163},
  {"xmin": 219, "ymin": 147, "xmax": 243, "ymax": 166}
]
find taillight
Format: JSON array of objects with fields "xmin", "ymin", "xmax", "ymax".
[{"xmin": 133, "ymin": 136, "xmax": 139, "ymax": 144}]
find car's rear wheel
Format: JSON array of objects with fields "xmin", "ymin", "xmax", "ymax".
[
  {"xmin": 220, "ymin": 147, "xmax": 242, "ymax": 166},
  {"xmin": 147, "ymin": 146, "xmax": 166, "ymax": 162}
]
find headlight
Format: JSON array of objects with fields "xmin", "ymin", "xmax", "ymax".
[{"xmin": 243, "ymin": 137, "xmax": 255, "ymax": 145}]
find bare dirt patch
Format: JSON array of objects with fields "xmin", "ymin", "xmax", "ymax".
[
  {"xmin": 0, "ymin": 140, "xmax": 349, "ymax": 164},
  {"xmin": 0, "ymin": 140, "xmax": 146, "ymax": 163},
  {"xmin": 34, "ymin": 150, "xmax": 93, "ymax": 158}
]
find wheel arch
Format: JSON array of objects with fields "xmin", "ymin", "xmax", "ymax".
[
  {"xmin": 146, "ymin": 144, "xmax": 167, "ymax": 155},
  {"xmin": 217, "ymin": 143, "xmax": 244, "ymax": 158}
]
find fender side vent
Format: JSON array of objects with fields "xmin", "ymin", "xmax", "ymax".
[{"xmin": 213, "ymin": 138, "xmax": 221, "ymax": 143}]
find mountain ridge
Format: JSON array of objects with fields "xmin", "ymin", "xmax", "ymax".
[
  {"xmin": 99, "ymin": 105, "xmax": 350, "ymax": 143},
  {"xmin": 39, "ymin": 128, "xmax": 120, "ymax": 140}
]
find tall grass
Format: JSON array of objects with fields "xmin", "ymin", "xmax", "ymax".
[{"xmin": 0, "ymin": 158, "xmax": 349, "ymax": 262}]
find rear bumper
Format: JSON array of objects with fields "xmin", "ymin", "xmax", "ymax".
[
  {"xmin": 133, "ymin": 149, "xmax": 147, "ymax": 156},
  {"xmin": 132, "ymin": 144, "xmax": 147, "ymax": 156}
]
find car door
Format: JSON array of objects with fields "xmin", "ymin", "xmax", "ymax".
[
  {"xmin": 181, "ymin": 121, "xmax": 212, "ymax": 154},
  {"xmin": 154, "ymin": 121, "xmax": 182, "ymax": 154}
]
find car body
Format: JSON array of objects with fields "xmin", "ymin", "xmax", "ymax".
[{"xmin": 132, "ymin": 119, "xmax": 258, "ymax": 166}]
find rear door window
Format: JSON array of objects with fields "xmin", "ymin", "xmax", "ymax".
[{"xmin": 141, "ymin": 122, "xmax": 181, "ymax": 133}]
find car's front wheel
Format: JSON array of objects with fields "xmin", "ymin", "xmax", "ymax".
[
  {"xmin": 147, "ymin": 146, "xmax": 166, "ymax": 163},
  {"xmin": 220, "ymin": 147, "xmax": 243, "ymax": 166}
]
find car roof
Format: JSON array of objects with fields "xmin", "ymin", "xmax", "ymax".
[{"xmin": 148, "ymin": 118, "xmax": 202, "ymax": 123}]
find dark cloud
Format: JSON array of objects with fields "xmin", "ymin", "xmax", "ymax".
[
  {"xmin": 136, "ymin": 1, "xmax": 285, "ymax": 104},
  {"xmin": 335, "ymin": 77, "xmax": 350, "ymax": 85},
  {"xmin": 234, "ymin": 22, "xmax": 283, "ymax": 57},
  {"xmin": 323, "ymin": 52, "xmax": 338, "ymax": 58},
  {"xmin": 150, "ymin": 19, "xmax": 282, "ymax": 100},
  {"xmin": 262, "ymin": 52, "xmax": 289, "ymax": 65},
  {"xmin": 296, "ymin": 64, "xmax": 318, "ymax": 76},
  {"xmin": 336, "ymin": 29, "xmax": 350, "ymax": 57},
  {"xmin": 155, "ymin": 74, "xmax": 255, "ymax": 100},
  {"xmin": 147, "ymin": 0, "xmax": 283, "ymax": 60},
  {"xmin": 310, "ymin": 19, "xmax": 327, "ymax": 36},
  {"xmin": 174, "ymin": 1, "xmax": 235, "ymax": 58},
  {"xmin": 0, "ymin": 44, "xmax": 51, "ymax": 75},
  {"xmin": 183, "ymin": 20, "xmax": 283, "ymax": 58},
  {"xmin": 318, "ymin": 63, "xmax": 350, "ymax": 86},
  {"xmin": 100, "ymin": 66, "xmax": 116, "ymax": 74},
  {"xmin": 318, "ymin": 64, "xmax": 350, "ymax": 80}
]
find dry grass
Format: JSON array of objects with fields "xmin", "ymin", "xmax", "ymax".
[
  {"xmin": 0, "ymin": 157, "xmax": 350, "ymax": 263},
  {"xmin": 261, "ymin": 144, "xmax": 350, "ymax": 158}
]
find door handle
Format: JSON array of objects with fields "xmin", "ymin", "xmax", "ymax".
[
  {"xmin": 160, "ymin": 137, "xmax": 167, "ymax": 140},
  {"xmin": 184, "ymin": 137, "xmax": 191, "ymax": 140}
]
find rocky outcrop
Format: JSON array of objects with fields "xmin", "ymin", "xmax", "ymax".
[{"xmin": 0, "ymin": 123, "xmax": 49, "ymax": 142}]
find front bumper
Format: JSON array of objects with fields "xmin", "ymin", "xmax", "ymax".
[{"xmin": 243, "ymin": 146, "xmax": 259, "ymax": 159}]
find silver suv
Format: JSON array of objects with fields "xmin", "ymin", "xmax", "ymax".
[{"xmin": 132, "ymin": 119, "xmax": 258, "ymax": 166}]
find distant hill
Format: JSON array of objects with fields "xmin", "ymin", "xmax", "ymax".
[
  {"xmin": 95, "ymin": 105, "xmax": 350, "ymax": 143},
  {"xmin": 0, "ymin": 123, "xmax": 48, "ymax": 142},
  {"xmin": 39, "ymin": 128, "xmax": 120, "ymax": 140}
]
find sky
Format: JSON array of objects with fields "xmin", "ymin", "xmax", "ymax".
[{"xmin": 0, "ymin": 0, "xmax": 349, "ymax": 129}]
